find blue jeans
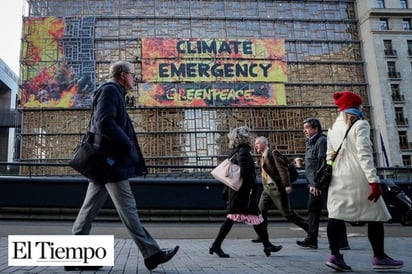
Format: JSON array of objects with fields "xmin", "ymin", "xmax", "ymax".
[{"xmin": 72, "ymin": 180, "xmax": 160, "ymax": 258}]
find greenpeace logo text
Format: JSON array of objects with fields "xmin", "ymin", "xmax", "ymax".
[{"xmin": 8, "ymin": 235, "xmax": 114, "ymax": 266}]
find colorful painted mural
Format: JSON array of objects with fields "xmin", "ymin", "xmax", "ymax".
[
  {"xmin": 20, "ymin": 17, "xmax": 95, "ymax": 108},
  {"xmin": 20, "ymin": 26, "xmax": 287, "ymax": 108}
]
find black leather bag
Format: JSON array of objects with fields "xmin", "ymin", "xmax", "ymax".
[
  {"xmin": 69, "ymin": 132, "xmax": 112, "ymax": 182},
  {"xmin": 315, "ymin": 163, "xmax": 333, "ymax": 190}
]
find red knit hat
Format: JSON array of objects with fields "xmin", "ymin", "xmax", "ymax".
[{"xmin": 333, "ymin": 91, "xmax": 362, "ymax": 111}]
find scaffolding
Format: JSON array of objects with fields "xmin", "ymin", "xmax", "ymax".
[{"xmin": 18, "ymin": 0, "xmax": 366, "ymax": 176}]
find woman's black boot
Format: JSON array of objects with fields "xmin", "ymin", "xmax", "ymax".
[
  {"xmin": 209, "ymin": 245, "xmax": 230, "ymax": 258},
  {"xmin": 263, "ymin": 244, "xmax": 283, "ymax": 256},
  {"xmin": 210, "ymin": 218, "xmax": 233, "ymax": 258}
]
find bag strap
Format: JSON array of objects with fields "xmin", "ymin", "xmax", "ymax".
[
  {"xmin": 330, "ymin": 119, "xmax": 359, "ymax": 162},
  {"xmin": 88, "ymin": 82, "xmax": 122, "ymax": 130},
  {"xmin": 228, "ymin": 153, "xmax": 238, "ymax": 162},
  {"xmin": 86, "ymin": 107, "xmax": 93, "ymax": 130}
]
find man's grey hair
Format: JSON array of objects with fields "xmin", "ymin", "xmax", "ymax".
[
  {"xmin": 255, "ymin": 136, "xmax": 269, "ymax": 145},
  {"xmin": 109, "ymin": 61, "xmax": 134, "ymax": 79}
]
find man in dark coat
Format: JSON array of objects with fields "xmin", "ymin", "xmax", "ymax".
[
  {"xmin": 296, "ymin": 118, "xmax": 349, "ymax": 250},
  {"xmin": 252, "ymin": 136, "xmax": 308, "ymax": 243},
  {"xmin": 69, "ymin": 61, "xmax": 178, "ymax": 272}
]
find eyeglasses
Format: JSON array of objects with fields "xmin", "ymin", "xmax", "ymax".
[
  {"xmin": 123, "ymin": 71, "xmax": 136, "ymax": 78},
  {"xmin": 122, "ymin": 71, "xmax": 140, "ymax": 83}
]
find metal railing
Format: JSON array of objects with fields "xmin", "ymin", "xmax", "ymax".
[{"xmin": 1, "ymin": 161, "xmax": 412, "ymax": 182}]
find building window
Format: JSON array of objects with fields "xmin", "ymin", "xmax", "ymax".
[
  {"xmin": 380, "ymin": 19, "xmax": 389, "ymax": 30},
  {"xmin": 403, "ymin": 19, "xmax": 411, "ymax": 30},
  {"xmin": 377, "ymin": 0, "xmax": 385, "ymax": 8},
  {"xmin": 391, "ymin": 84, "xmax": 403, "ymax": 101},
  {"xmin": 395, "ymin": 107, "xmax": 407, "ymax": 125},
  {"xmin": 402, "ymin": 155, "xmax": 411, "ymax": 166},
  {"xmin": 399, "ymin": 131, "xmax": 409, "ymax": 149},
  {"xmin": 400, "ymin": 0, "xmax": 408, "ymax": 8},
  {"xmin": 384, "ymin": 40, "xmax": 396, "ymax": 56},
  {"xmin": 387, "ymin": 61, "xmax": 400, "ymax": 78},
  {"xmin": 408, "ymin": 40, "xmax": 412, "ymax": 55}
]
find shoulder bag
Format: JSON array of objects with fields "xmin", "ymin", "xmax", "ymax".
[
  {"xmin": 211, "ymin": 154, "xmax": 243, "ymax": 191},
  {"xmin": 69, "ymin": 130, "xmax": 112, "ymax": 183},
  {"xmin": 69, "ymin": 88, "xmax": 113, "ymax": 182},
  {"xmin": 315, "ymin": 120, "xmax": 357, "ymax": 190}
]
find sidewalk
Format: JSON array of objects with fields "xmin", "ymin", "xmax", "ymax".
[{"xmin": 0, "ymin": 221, "xmax": 410, "ymax": 273}]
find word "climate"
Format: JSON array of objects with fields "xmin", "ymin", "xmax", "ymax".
[{"xmin": 176, "ymin": 39, "xmax": 253, "ymax": 55}]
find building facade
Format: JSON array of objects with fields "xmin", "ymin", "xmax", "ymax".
[
  {"xmin": 18, "ymin": 0, "xmax": 373, "ymax": 175},
  {"xmin": 0, "ymin": 58, "xmax": 19, "ymax": 172},
  {"xmin": 358, "ymin": 0, "xmax": 412, "ymax": 166}
]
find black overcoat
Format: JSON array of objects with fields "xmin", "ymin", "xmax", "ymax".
[
  {"xmin": 91, "ymin": 80, "xmax": 148, "ymax": 182},
  {"xmin": 226, "ymin": 144, "xmax": 259, "ymax": 215}
]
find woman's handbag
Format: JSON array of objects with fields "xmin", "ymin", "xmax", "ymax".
[
  {"xmin": 211, "ymin": 155, "xmax": 243, "ymax": 191},
  {"xmin": 69, "ymin": 131, "xmax": 112, "ymax": 182},
  {"xmin": 315, "ymin": 162, "xmax": 333, "ymax": 190},
  {"xmin": 315, "ymin": 120, "xmax": 358, "ymax": 190}
]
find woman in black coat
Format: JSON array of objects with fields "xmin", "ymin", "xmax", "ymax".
[{"xmin": 210, "ymin": 126, "xmax": 283, "ymax": 258}]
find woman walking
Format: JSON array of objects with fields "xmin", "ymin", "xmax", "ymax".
[
  {"xmin": 210, "ymin": 126, "xmax": 282, "ymax": 258},
  {"xmin": 325, "ymin": 91, "xmax": 404, "ymax": 271}
]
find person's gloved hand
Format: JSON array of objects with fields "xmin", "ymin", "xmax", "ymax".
[{"xmin": 367, "ymin": 182, "xmax": 382, "ymax": 202}]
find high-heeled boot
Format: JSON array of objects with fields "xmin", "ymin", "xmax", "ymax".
[
  {"xmin": 209, "ymin": 245, "xmax": 229, "ymax": 258},
  {"xmin": 254, "ymin": 223, "xmax": 283, "ymax": 256},
  {"xmin": 263, "ymin": 243, "xmax": 283, "ymax": 256},
  {"xmin": 210, "ymin": 218, "xmax": 233, "ymax": 258}
]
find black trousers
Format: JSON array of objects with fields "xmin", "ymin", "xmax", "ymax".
[
  {"xmin": 328, "ymin": 218, "xmax": 385, "ymax": 258},
  {"xmin": 307, "ymin": 192, "xmax": 325, "ymax": 241},
  {"xmin": 307, "ymin": 190, "xmax": 348, "ymax": 244}
]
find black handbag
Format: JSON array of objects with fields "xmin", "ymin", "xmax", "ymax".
[
  {"xmin": 315, "ymin": 120, "xmax": 357, "ymax": 190},
  {"xmin": 315, "ymin": 163, "xmax": 333, "ymax": 190},
  {"xmin": 69, "ymin": 131, "xmax": 112, "ymax": 182},
  {"xmin": 69, "ymin": 89, "xmax": 113, "ymax": 182}
]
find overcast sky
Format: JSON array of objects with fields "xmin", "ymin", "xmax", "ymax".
[{"xmin": 0, "ymin": 0, "xmax": 25, "ymax": 75}]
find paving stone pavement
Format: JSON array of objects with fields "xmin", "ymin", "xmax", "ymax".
[
  {"xmin": 0, "ymin": 221, "xmax": 411, "ymax": 273},
  {"xmin": 1, "ymin": 237, "xmax": 411, "ymax": 273}
]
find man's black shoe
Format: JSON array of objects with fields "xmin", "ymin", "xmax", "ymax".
[
  {"xmin": 144, "ymin": 246, "xmax": 179, "ymax": 270},
  {"xmin": 64, "ymin": 265, "xmax": 103, "ymax": 271},
  {"xmin": 296, "ymin": 238, "xmax": 318, "ymax": 249},
  {"xmin": 251, "ymin": 237, "xmax": 262, "ymax": 243}
]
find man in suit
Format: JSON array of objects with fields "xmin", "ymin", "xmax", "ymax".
[{"xmin": 252, "ymin": 136, "xmax": 308, "ymax": 243}]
